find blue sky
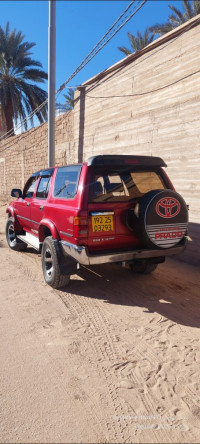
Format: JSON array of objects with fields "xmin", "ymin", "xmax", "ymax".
[{"xmin": 1, "ymin": 0, "xmax": 184, "ymax": 104}]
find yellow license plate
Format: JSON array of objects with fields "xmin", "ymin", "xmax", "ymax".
[{"xmin": 92, "ymin": 214, "xmax": 114, "ymax": 233}]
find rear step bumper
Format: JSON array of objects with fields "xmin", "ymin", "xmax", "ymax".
[{"xmin": 60, "ymin": 240, "xmax": 186, "ymax": 266}]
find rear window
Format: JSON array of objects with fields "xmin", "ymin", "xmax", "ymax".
[
  {"xmin": 53, "ymin": 165, "xmax": 82, "ymax": 199},
  {"xmin": 89, "ymin": 167, "xmax": 167, "ymax": 202}
]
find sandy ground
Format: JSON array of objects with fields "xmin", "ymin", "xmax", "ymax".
[{"xmin": 0, "ymin": 201, "xmax": 200, "ymax": 444}]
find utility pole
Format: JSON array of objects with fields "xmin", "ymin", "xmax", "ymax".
[{"xmin": 48, "ymin": 0, "xmax": 56, "ymax": 167}]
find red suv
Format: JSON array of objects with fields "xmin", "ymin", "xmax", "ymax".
[{"xmin": 6, "ymin": 155, "xmax": 188, "ymax": 289}]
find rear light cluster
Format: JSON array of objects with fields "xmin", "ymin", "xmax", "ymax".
[{"xmin": 73, "ymin": 216, "xmax": 88, "ymax": 241}]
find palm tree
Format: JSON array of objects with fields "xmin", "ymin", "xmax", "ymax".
[
  {"xmin": 118, "ymin": 30, "xmax": 154, "ymax": 56},
  {"xmin": 0, "ymin": 22, "xmax": 48, "ymax": 135},
  {"xmin": 56, "ymin": 88, "xmax": 75, "ymax": 114},
  {"xmin": 150, "ymin": 0, "xmax": 200, "ymax": 36},
  {"xmin": 63, "ymin": 88, "xmax": 75, "ymax": 110}
]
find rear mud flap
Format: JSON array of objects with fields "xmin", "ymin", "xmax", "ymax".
[{"xmin": 53, "ymin": 239, "xmax": 79, "ymax": 276}]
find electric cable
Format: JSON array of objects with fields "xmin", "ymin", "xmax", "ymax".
[
  {"xmin": 85, "ymin": 70, "xmax": 200, "ymax": 99},
  {"xmin": 0, "ymin": 0, "xmax": 146, "ymax": 144},
  {"xmin": 56, "ymin": 0, "xmax": 147, "ymax": 95}
]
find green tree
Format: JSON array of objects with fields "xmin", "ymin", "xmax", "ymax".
[
  {"xmin": 0, "ymin": 22, "xmax": 48, "ymax": 135},
  {"xmin": 118, "ymin": 30, "xmax": 154, "ymax": 56},
  {"xmin": 150, "ymin": 0, "xmax": 200, "ymax": 36},
  {"xmin": 63, "ymin": 88, "xmax": 75, "ymax": 110},
  {"xmin": 57, "ymin": 88, "xmax": 75, "ymax": 114}
]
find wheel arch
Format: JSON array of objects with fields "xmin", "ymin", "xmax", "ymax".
[
  {"xmin": 6, "ymin": 206, "xmax": 15, "ymax": 220},
  {"xmin": 39, "ymin": 218, "xmax": 60, "ymax": 243},
  {"xmin": 6, "ymin": 206, "xmax": 22, "ymax": 231}
]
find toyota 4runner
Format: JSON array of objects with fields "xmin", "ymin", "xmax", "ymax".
[{"xmin": 6, "ymin": 155, "xmax": 188, "ymax": 288}]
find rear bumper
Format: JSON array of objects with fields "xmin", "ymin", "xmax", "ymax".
[{"xmin": 60, "ymin": 240, "xmax": 186, "ymax": 266}]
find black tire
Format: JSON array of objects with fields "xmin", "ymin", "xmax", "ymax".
[
  {"xmin": 42, "ymin": 236, "xmax": 70, "ymax": 289},
  {"xmin": 130, "ymin": 260, "xmax": 158, "ymax": 274},
  {"xmin": 6, "ymin": 218, "xmax": 27, "ymax": 251}
]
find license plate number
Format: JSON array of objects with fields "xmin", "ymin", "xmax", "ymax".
[{"xmin": 92, "ymin": 215, "xmax": 114, "ymax": 232}]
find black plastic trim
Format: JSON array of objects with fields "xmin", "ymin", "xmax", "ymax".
[{"xmin": 87, "ymin": 155, "xmax": 167, "ymax": 167}]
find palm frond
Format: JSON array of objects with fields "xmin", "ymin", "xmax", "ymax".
[
  {"xmin": 168, "ymin": 4, "xmax": 186, "ymax": 23},
  {"xmin": 193, "ymin": 0, "xmax": 200, "ymax": 14},
  {"xmin": 150, "ymin": 0, "xmax": 200, "ymax": 37},
  {"xmin": 63, "ymin": 88, "xmax": 75, "ymax": 110},
  {"xmin": 118, "ymin": 29, "xmax": 154, "ymax": 56},
  {"xmin": 118, "ymin": 46, "xmax": 132, "ymax": 56},
  {"xmin": 0, "ymin": 21, "xmax": 47, "ymax": 133}
]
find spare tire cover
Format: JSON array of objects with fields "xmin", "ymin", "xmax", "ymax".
[{"xmin": 138, "ymin": 189, "xmax": 188, "ymax": 249}]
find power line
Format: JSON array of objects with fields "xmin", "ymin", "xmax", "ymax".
[
  {"xmin": 0, "ymin": 0, "xmax": 146, "ymax": 144},
  {"xmin": 56, "ymin": 0, "xmax": 147, "ymax": 95},
  {"xmin": 82, "ymin": 15, "xmax": 200, "ymax": 92}
]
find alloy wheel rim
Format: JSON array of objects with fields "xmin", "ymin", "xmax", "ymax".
[
  {"xmin": 8, "ymin": 223, "xmax": 16, "ymax": 246},
  {"xmin": 44, "ymin": 247, "xmax": 53, "ymax": 277}
]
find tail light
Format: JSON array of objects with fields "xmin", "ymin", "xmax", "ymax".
[
  {"xmin": 73, "ymin": 215, "xmax": 88, "ymax": 242},
  {"xmin": 74, "ymin": 216, "xmax": 88, "ymax": 226}
]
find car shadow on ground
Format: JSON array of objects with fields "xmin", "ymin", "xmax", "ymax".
[{"xmin": 59, "ymin": 261, "xmax": 200, "ymax": 329}]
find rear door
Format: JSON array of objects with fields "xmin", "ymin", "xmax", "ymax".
[
  {"xmin": 87, "ymin": 166, "xmax": 168, "ymax": 252},
  {"xmin": 49, "ymin": 165, "xmax": 82, "ymax": 241}
]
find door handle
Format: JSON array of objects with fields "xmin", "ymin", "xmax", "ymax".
[
  {"xmin": 26, "ymin": 202, "xmax": 30, "ymax": 207},
  {"xmin": 40, "ymin": 205, "xmax": 44, "ymax": 210}
]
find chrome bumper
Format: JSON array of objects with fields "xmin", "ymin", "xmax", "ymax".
[{"xmin": 60, "ymin": 240, "xmax": 186, "ymax": 266}]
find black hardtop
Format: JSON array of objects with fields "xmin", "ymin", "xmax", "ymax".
[{"xmin": 87, "ymin": 155, "xmax": 167, "ymax": 167}]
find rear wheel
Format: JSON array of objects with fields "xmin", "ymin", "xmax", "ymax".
[
  {"xmin": 130, "ymin": 260, "xmax": 158, "ymax": 274},
  {"xmin": 42, "ymin": 236, "xmax": 70, "ymax": 289},
  {"xmin": 6, "ymin": 218, "xmax": 27, "ymax": 251}
]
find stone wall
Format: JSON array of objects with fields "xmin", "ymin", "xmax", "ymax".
[{"xmin": 0, "ymin": 111, "xmax": 74, "ymax": 199}]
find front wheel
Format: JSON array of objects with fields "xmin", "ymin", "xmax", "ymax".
[
  {"xmin": 130, "ymin": 260, "xmax": 158, "ymax": 274},
  {"xmin": 42, "ymin": 236, "xmax": 70, "ymax": 289},
  {"xmin": 6, "ymin": 218, "xmax": 27, "ymax": 251}
]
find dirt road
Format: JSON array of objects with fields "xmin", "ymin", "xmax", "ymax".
[{"xmin": 0, "ymin": 202, "xmax": 200, "ymax": 443}]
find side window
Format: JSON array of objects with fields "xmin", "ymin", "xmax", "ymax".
[
  {"xmin": 23, "ymin": 176, "xmax": 39, "ymax": 199},
  {"xmin": 36, "ymin": 177, "xmax": 51, "ymax": 199},
  {"xmin": 53, "ymin": 165, "xmax": 82, "ymax": 199}
]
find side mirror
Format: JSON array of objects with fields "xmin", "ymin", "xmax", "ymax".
[{"xmin": 11, "ymin": 188, "xmax": 22, "ymax": 198}]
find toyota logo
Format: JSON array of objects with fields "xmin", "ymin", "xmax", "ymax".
[{"xmin": 156, "ymin": 197, "xmax": 181, "ymax": 218}]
